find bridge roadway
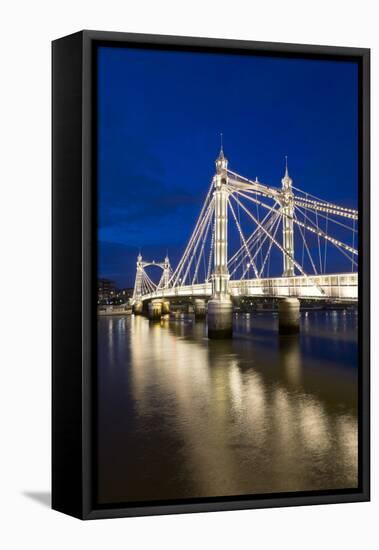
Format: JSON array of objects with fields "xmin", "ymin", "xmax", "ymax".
[{"xmin": 139, "ymin": 272, "xmax": 358, "ymax": 303}]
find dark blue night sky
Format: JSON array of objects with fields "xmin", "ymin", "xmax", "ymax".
[{"xmin": 97, "ymin": 46, "xmax": 358, "ymax": 288}]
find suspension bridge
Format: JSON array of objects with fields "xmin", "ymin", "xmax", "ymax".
[{"xmin": 131, "ymin": 146, "xmax": 358, "ymax": 338}]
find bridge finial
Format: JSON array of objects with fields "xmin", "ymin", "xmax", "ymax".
[
  {"xmin": 216, "ymin": 133, "xmax": 227, "ymax": 173},
  {"xmin": 282, "ymin": 155, "xmax": 293, "ymax": 190}
]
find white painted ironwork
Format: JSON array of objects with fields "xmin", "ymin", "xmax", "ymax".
[{"xmin": 131, "ymin": 150, "xmax": 358, "ymax": 305}]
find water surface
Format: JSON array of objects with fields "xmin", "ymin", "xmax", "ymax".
[{"xmin": 97, "ymin": 310, "xmax": 358, "ymax": 504}]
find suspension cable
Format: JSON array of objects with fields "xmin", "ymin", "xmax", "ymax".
[
  {"xmin": 323, "ymin": 210, "xmax": 329, "ymax": 274},
  {"xmin": 293, "ymin": 210, "xmax": 318, "ymax": 275},
  {"xmin": 229, "ymin": 198, "xmax": 260, "ymax": 278},
  {"xmin": 229, "ymin": 192, "xmax": 306, "ymax": 277}
]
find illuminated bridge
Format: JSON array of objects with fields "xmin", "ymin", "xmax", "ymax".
[{"xmin": 131, "ymin": 145, "xmax": 358, "ymax": 337}]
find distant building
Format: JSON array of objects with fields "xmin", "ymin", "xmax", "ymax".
[
  {"xmin": 97, "ymin": 279, "xmax": 116, "ymax": 304},
  {"xmin": 114, "ymin": 288, "xmax": 134, "ymax": 304},
  {"xmin": 97, "ymin": 279, "xmax": 133, "ymax": 305}
]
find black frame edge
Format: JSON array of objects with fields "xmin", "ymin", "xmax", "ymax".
[
  {"xmin": 52, "ymin": 31, "xmax": 85, "ymax": 519},
  {"xmin": 360, "ymin": 48, "xmax": 370, "ymax": 501},
  {"xmin": 83, "ymin": 29, "xmax": 370, "ymax": 57},
  {"xmin": 53, "ymin": 30, "xmax": 370, "ymax": 520},
  {"xmin": 85, "ymin": 491, "xmax": 369, "ymax": 520}
]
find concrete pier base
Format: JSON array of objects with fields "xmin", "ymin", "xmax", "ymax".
[
  {"xmin": 194, "ymin": 299, "xmax": 206, "ymax": 320},
  {"xmin": 278, "ymin": 297, "xmax": 300, "ymax": 334},
  {"xmin": 148, "ymin": 299, "xmax": 163, "ymax": 321},
  {"xmin": 162, "ymin": 300, "xmax": 170, "ymax": 315},
  {"xmin": 207, "ymin": 298, "xmax": 233, "ymax": 339},
  {"xmin": 133, "ymin": 301, "xmax": 143, "ymax": 315}
]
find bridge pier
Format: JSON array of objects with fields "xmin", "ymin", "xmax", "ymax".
[
  {"xmin": 194, "ymin": 298, "xmax": 206, "ymax": 320},
  {"xmin": 278, "ymin": 297, "xmax": 300, "ymax": 334},
  {"xmin": 207, "ymin": 298, "xmax": 233, "ymax": 339},
  {"xmin": 133, "ymin": 301, "xmax": 143, "ymax": 315},
  {"xmin": 162, "ymin": 300, "xmax": 170, "ymax": 315},
  {"xmin": 148, "ymin": 299, "xmax": 163, "ymax": 321}
]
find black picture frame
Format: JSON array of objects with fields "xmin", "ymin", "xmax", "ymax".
[{"xmin": 52, "ymin": 30, "xmax": 370, "ymax": 520}]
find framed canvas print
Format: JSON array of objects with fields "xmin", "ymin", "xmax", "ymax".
[{"xmin": 52, "ymin": 30, "xmax": 370, "ymax": 519}]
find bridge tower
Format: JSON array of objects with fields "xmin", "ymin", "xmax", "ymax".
[
  {"xmin": 207, "ymin": 144, "xmax": 233, "ymax": 338},
  {"xmin": 132, "ymin": 252, "xmax": 144, "ymax": 314},
  {"xmin": 162, "ymin": 254, "xmax": 171, "ymax": 288},
  {"xmin": 281, "ymin": 158, "xmax": 295, "ymax": 277},
  {"xmin": 279, "ymin": 159, "xmax": 300, "ymax": 332},
  {"xmin": 161, "ymin": 254, "xmax": 171, "ymax": 314}
]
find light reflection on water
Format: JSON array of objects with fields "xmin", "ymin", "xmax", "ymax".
[{"xmin": 97, "ymin": 311, "xmax": 358, "ymax": 504}]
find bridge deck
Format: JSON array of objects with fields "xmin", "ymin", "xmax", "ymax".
[{"xmin": 139, "ymin": 273, "xmax": 358, "ymax": 302}]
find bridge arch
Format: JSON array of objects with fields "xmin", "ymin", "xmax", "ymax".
[{"xmin": 132, "ymin": 254, "xmax": 172, "ymax": 304}]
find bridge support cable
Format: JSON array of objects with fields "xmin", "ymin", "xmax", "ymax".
[
  {"xmin": 170, "ymin": 191, "xmax": 214, "ymax": 287},
  {"xmin": 230, "ymin": 184, "xmax": 358, "ymax": 265},
  {"xmin": 293, "ymin": 198, "xmax": 358, "ymax": 220},
  {"xmin": 292, "ymin": 185, "xmax": 358, "ymax": 219},
  {"xmin": 206, "ymin": 219, "xmax": 215, "ymax": 282},
  {"xmin": 351, "ymin": 218, "xmax": 356, "ymax": 272},
  {"xmin": 237, "ymin": 211, "xmax": 281, "ymax": 279},
  {"xmin": 141, "ymin": 276, "xmax": 149, "ymax": 296},
  {"xmin": 315, "ymin": 208, "xmax": 323, "ymax": 273},
  {"xmin": 228, "ymin": 210, "xmax": 277, "ymax": 278},
  {"xmin": 229, "ymin": 193, "xmax": 326, "ymax": 289},
  {"xmin": 292, "ymin": 206, "xmax": 358, "ymax": 261},
  {"xmin": 228, "ymin": 198, "xmax": 260, "ymax": 278},
  {"xmin": 246, "ymin": 212, "xmax": 281, "ymax": 277},
  {"xmin": 227, "ymin": 187, "xmax": 303, "ymax": 276},
  {"xmin": 253, "ymin": 190, "xmax": 264, "ymax": 272},
  {"xmin": 228, "ymin": 207, "xmax": 273, "ymax": 269},
  {"xmin": 202, "ymin": 238, "xmax": 207, "ymax": 282},
  {"xmin": 229, "ymin": 209, "xmax": 280, "ymax": 279},
  {"xmin": 236, "ymin": 197, "xmax": 244, "ymax": 272},
  {"xmin": 293, "ymin": 210, "xmax": 318, "ymax": 275},
  {"xmin": 301, "ymin": 196, "xmax": 307, "ymax": 268},
  {"xmin": 169, "ymin": 181, "xmax": 214, "ymax": 286},
  {"xmin": 140, "ymin": 269, "xmax": 156, "ymax": 296},
  {"xmin": 192, "ymin": 204, "xmax": 214, "ymax": 284},
  {"xmin": 180, "ymin": 201, "xmax": 214, "ymax": 285},
  {"xmin": 323, "ymin": 211, "xmax": 329, "ymax": 274},
  {"xmin": 230, "ymin": 192, "xmax": 327, "ymax": 295},
  {"xmin": 294, "ymin": 203, "xmax": 357, "ymax": 232},
  {"xmin": 229, "ymin": 171, "xmax": 358, "ymax": 224},
  {"xmin": 143, "ymin": 269, "xmax": 157, "ymax": 293},
  {"xmin": 291, "ymin": 200, "xmax": 358, "ymax": 271},
  {"xmin": 228, "ymin": 169, "xmax": 358, "ymax": 220},
  {"xmin": 229, "ymin": 192, "xmax": 306, "ymax": 277},
  {"xmin": 257, "ymin": 213, "xmax": 282, "ymax": 278},
  {"xmin": 292, "ymin": 197, "xmax": 357, "ymax": 272}
]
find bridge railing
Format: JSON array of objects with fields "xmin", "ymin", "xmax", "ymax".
[
  {"xmin": 140, "ymin": 282, "xmax": 213, "ymax": 302},
  {"xmin": 138, "ymin": 272, "xmax": 357, "ymax": 302},
  {"xmin": 229, "ymin": 273, "xmax": 358, "ymax": 300}
]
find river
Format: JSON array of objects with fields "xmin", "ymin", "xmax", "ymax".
[{"xmin": 97, "ymin": 310, "xmax": 358, "ymax": 504}]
